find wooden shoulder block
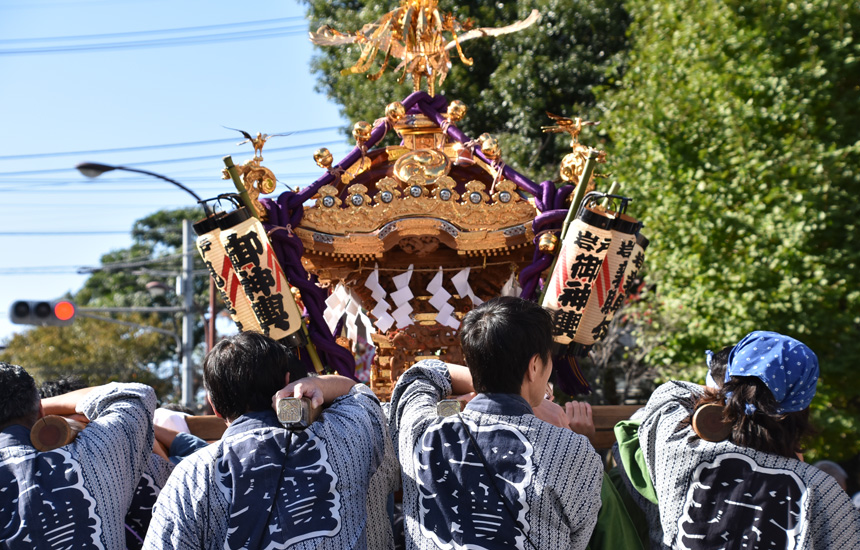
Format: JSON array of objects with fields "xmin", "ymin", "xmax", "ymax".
[{"xmin": 185, "ymin": 415, "xmax": 227, "ymax": 442}]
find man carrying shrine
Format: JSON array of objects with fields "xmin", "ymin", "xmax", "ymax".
[
  {"xmin": 617, "ymin": 331, "xmax": 860, "ymax": 548},
  {"xmin": 0, "ymin": 362, "xmax": 157, "ymax": 549},
  {"xmin": 388, "ymin": 296, "xmax": 605, "ymax": 549},
  {"xmin": 144, "ymin": 331, "xmax": 398, "ymax": 549}
]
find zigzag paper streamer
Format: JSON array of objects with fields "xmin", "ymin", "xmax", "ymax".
[
  {"xmin": 365, "ymin": 264, "xmax": 395, "ymax": 333},
  {"xmin": 451, "ymin": 267, "xmax": 483, "ymax": 306},
  {"xmin": 500, "ymin": 271, "xmax": 522, "ymax": 298},
  {"xmin": 427, "ymin": 267, "xmax": 459, "ymax": 329},
  {"xmin": 391, "ymin": 264, "xmax": 414, "ymax": 329}
]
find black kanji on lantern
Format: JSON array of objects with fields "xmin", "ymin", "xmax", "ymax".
[
  {"xmin": 612, "ymin": 262, "xmax": 627, "ymax": 289},
  {"xmin": 600, "ymin": 290, "xmax": 617, "ymax": 315},
  {"xmin": 224, "ymin": 232, "xmax": 264, "ymax": 270},
  {"xmin": 592, "ymin": 318, "xmax": 611, "ymax": 340},
  {"xmin": 573, "ymin": 230, "xmax": 600, "ymax": 252},
  {"xmin": 595, "ymin": 238, "xmax": 611, "ymax": 254},
  {"xmin": 240, "ymin": 265, "xmax": 276, "ymax": 297},
  {"xmin": 203, "ymin": 260, "xmax": 227, "ymax": 290},
  {"xmin": 252, "ymin": 294, "xmax": 293, "ymax": 332},
  {"xmin": 558, "ymin": 280, "xmax": 592, "ymax": 310},
  {"xmin": 617, "ymin": 239, "xmax": 635, "ymax": 258},
  {"xmin": 553, "ymin": 310, "xmax": 583, "ymax": 336},
  {"xmin": 570, "ymin": 254, "xmax": 603, "ymax": 280},
  {"xmin": 632, "ymin": 251, "xmax": 645, "ymax": 270}
]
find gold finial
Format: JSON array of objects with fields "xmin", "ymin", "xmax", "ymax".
[
  {"xmin": 310, "ymin": 3, "xmax": 540, "ymax": 96},
  {"xmin": 224, "ymin": 127, "xmax": 291, "ymax": 161},
  {"xmin": 314, "ymin": 148, "xmax": 334, "ymax": 169},
  {"xmin": 386, "ymin": 102, "xmax": 406, "ymax": 124},
  {"xmin": 445, "ymin": 100, "xmax": 467, "ymax": 122},
  {"xmin": 541, "ymin": 112, "xmax": 599, "ymax": 147},
  {"xmin": 543, "ymin": 112, "xmax": 607, "ymax": 185},
  {"xmin": 353, "ymin": 121, "xmax": 373, "ymax": 145}
]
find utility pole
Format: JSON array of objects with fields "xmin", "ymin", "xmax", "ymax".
[{"xmin": 181, "ymin": 219, "xmax": 195, "ymax": 409}]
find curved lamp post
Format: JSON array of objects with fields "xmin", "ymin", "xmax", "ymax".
[
  {"xmin": 76, "ymin": 162, "xmax": 211, "ymax": 215},
  {"xmin": 75, "ymin": 162, "xmax": 209, "ymax": 408}
]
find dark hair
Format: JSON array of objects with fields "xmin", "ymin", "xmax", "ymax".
[
  {"xmin": 707, "ymin": 345, "xmax": 732, "ymax": 387},
  {"xmin": 0, "ymin": 362, "xmax": 40, "ymax": 428},
  {"xmin": 459, "ymin": 296, "xmax": 553, "ymax": 394},
  {"xmin": 39, "ymin": 374, "xmax": 87, "ymax": 398},
  {"xmin": 202, "ymin": 332, "xmax": 307, "ymax": 422},
  {"xmin": 691, "ymin": 376, "xmax": 813, "ymax": 458}
]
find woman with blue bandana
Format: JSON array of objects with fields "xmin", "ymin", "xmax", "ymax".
[{"xmin": 612, "ymin": 331, "xmax": 860, "ymax": 549}]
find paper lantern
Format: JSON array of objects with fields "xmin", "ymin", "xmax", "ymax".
[
  {"xmin": 193, "ymin": 213, "xmax": 262, "ymax": 333},
  {"xmin": 572, "ymin": 209, "xmax": 641, "ymax": 345},
  {"xmin": 218, "ymin": 207, "xmax": 306, "ymax": 348},
  {"xmin": 542, "ymin": 202, "xmax": 614, "ymax": 346}
]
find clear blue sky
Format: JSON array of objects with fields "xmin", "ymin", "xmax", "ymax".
[{"xmin": 0, "ymin": 0, "xmax": 353, "ymax": 344}]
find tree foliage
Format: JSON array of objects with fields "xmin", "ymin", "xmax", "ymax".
[
  {"xmin": 1, "ymin": 208, "xmax": 210, "ymax": 402},
  {"xmin": 301, "ymin": 0, "xmax": 630, "ymax": 181},
  {"xmin": 1, "ymin": 317, "xmax": 173, "ymax": 396},
  {"xmin": 599, "ymin": 0, "xmax": 860, "ymax": 459}
]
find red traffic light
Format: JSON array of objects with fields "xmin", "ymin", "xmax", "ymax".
[
  {"xmin": 54, "ymin": 301, "xmax": 76, "ymax": 322},
  {"xmin": 9, "ymin": 300, "xmax": 76, "ymax": 326}
]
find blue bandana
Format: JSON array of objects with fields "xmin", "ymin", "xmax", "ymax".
[{"xmin": 725, "ymin": 331, "xmax": 819, "ymax": 413}]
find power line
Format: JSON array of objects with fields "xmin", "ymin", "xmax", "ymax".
[
  {"xmin": 0, "ymin": 230, "xmax": 130, "ymax": 235},
  {"xmin": 0, "ymin": 16, "xmax": 305, "ymax": 44},
  {"xmin": 0, "ymin": 25, "xmax": 308, "ymax": 56},
  {"xmin": 0, "ymin": 140, "xmax": 343, "ymax": 176},
  {"xmin": 0, "ymin": 126, "xmax": 340, "ymax": 161}
]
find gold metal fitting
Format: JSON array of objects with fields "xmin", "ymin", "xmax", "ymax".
[
  {"xmin": 385, "ymin": 102, "xmax": 406, "ymax": 124},
  {"xmin": 314, "ymin": 148, "xmax": 333, "ymax": 169},
  {"xmin": 538, "ymin": 233, "xmax": 559, "ymax": 253},
  {"xmin": 446, "ymin": 100, "xmax": 467, "ymax": 122},
  {"xmin": 481, "ymin": 137, "xmax": 501, "ymax": 161},
  {"xmin": 353, "ymin": 121, "xmax": 372, "ymax": 144}
]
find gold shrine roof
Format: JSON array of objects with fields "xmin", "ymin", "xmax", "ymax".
[{"xmin": 296, "ymin": 114, "xmax": 538, "ymax": 263}]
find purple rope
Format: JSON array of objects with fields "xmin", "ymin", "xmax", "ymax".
[{"xmin": 263, "ymin": 196, "xmax": 356, "ymax": 378}]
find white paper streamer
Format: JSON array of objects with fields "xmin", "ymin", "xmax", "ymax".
[
  {"xmin": 391, "ymin": 264, "xmax": 415, "ymax": 328},
  {"xmin": 365, "ymin": 264, "xmax": 395, "ymax": 332},
  {"xmin": 451, "ymin": 267, "xmax": 484, "ymax": 306},
  {"xmin": 500, "ymin": 271, "xmax": 522, "ymax": 298},
  {"xmin": 427, "ymin": 267, "xmax": 459, "ymax": 329},
  {"xmin": 323, "ymin": 283, "xmax": 350, "ymax": 333}
]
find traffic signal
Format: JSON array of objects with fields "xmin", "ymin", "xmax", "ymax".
[{"xmin": 9, "ymin": 300, "xmax": 76, "ymax": 326}]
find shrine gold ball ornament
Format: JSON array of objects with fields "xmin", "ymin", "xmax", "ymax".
[
  {"xmin": 538, "ymin": 233, "xmax": 559, "ymax": 254},
  {"xmin": 481, "ymin": 137, "xmax": 501, "ymax": 161},
  {"xmin": 353, "ymin": 121, "xmax": 373, "ymax": 144},
  {"xmin": 446, "ymin": 100, "xmax": 467, "ymax": 122},
  {"xmin": 314, "ymin": 148, "xmax": 334, "ymax": 169},
  {"xmin": 385, "ymin": 101, "xmax": 406, "ymax": 124}
]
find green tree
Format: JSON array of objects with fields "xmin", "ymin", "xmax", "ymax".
[
  {"xmin": 301, "ymin": 0, "xmax": 630, "ymax": 181},
  {"xmin": 1, "ymin": 207, "xmax": 211, "ymax": 401},
  {"xmin": 1, "ymin": 317, "xmax": 173, "ymax": 396},
  {"xmin": 598, "ymin": 0, "xmax": 860, "ymax": 459}
]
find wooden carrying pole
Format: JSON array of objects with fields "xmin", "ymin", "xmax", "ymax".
[{"xmin": 30, "ymin": 415, "xmax": 86, "ymax": 451}]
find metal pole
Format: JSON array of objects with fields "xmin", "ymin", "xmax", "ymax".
[
  {"xmin": 207, "ymin": 277, "xmax": 216, "ymax": 353},
  {"xmin": 181, "ymin": 219, "xmax": 195, "ymax": 409}
]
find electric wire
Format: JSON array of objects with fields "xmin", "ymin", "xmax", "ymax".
[
  {"xmin": 0, "ymin": 126, "xmax": 341, "ymax": 161},
  {"xmin": 0, "ymin": 17, "xmax": 305, "ymax": 44},
  {"xmin": 0, "ymin": 25, "xmax": 308, "ymax": 55}
]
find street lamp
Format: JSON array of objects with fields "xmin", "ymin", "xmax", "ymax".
[
  {"xmin": 76, "ymin": 162, "xmax": 212, "ymax": 216},
  {"xmin": 75, "ymin": 162, "xmax": 207, "ymax": 408}
]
